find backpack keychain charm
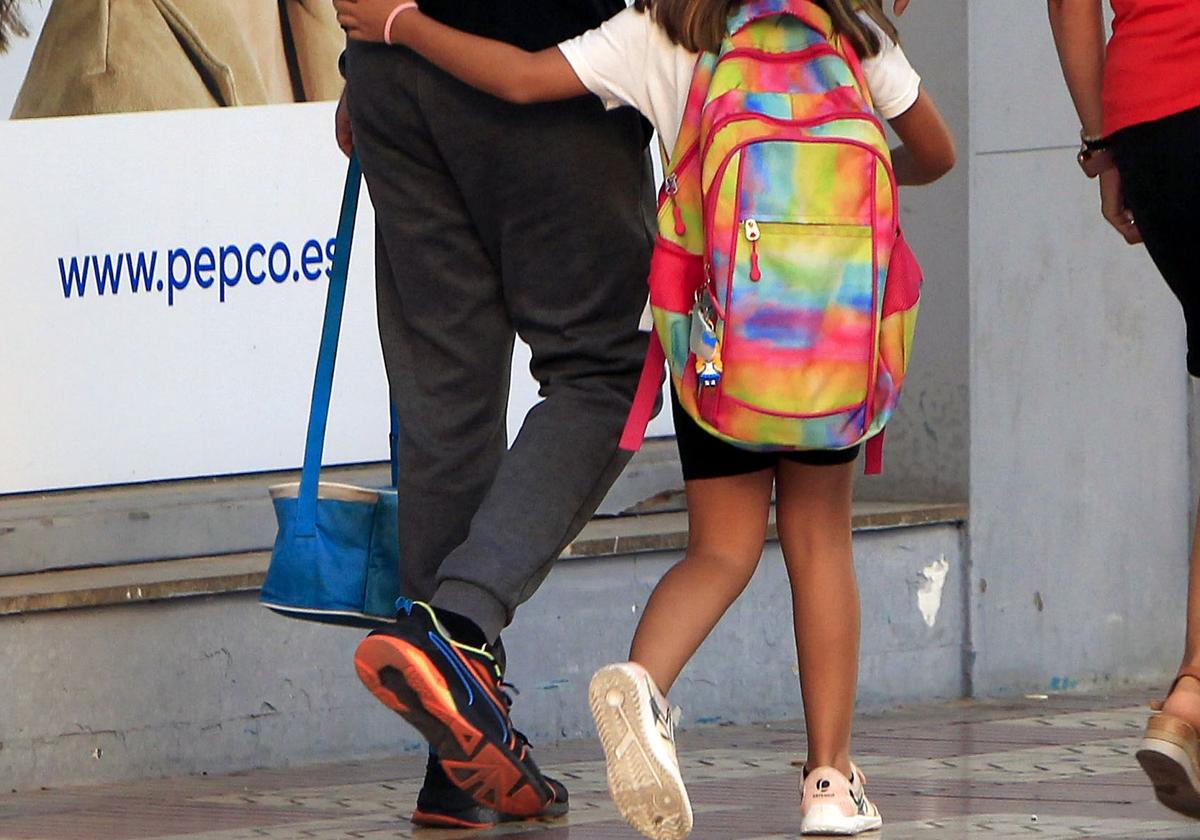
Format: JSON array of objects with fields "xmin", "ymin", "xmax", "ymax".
[
  {"xmin": 690, "ymin": 292, "xmax": 723, "ymax": 388},
  {"xmin": 696, "ymin": 353, "xmax": 723, "ymax": 389}
]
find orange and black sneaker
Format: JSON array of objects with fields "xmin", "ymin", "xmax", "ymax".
[
  {"xmin": 354, "ymin": 600, "xmax": 560, "ymax": 818},
  {"xmin": 412, "ymin": 751, "xmax": 569, "ymax": 829}
]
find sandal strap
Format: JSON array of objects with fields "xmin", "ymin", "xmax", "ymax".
[{"xmin": 1151, "ymin": 666, "xmax": 1200, "ymax": 710}]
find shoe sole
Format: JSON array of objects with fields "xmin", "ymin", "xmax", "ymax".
[
  {"xmin": 354, "ymin": 634, "xmax": 551, "ymax": 817},
  {"xmin": 1138, "ymin": 734, "xmax": 1200, "ymax": 819},
  {"xmin": 589, "ymin": 665, "xmax": 693, "ymax": 840},
  {"xmin": 800, "ymin": 817, "xmax": 884, "ymax": 836},
  {"xmin": 411, "ymin": 796, "xmax": 569, "ymax": 830},
  {"xmin": 802, "ymin": 801, "xmax": 883, "ymax": 835},
  {"xmin": 411, "ymin": 809, "xmax": 495, "ymax": 830}
]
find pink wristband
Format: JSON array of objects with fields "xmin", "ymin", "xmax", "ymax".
[{"xmin": 383, "ymin": 2, "xmax": 419, "ymax": 46}]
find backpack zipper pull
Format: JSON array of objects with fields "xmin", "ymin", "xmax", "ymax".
[
  {"xmin": 744, "ymin": 219, "xmax": 761, "ymax": 282},
  {"xmin": 666, "ymin": 174, "xmax": 687, "ymax": 236}
]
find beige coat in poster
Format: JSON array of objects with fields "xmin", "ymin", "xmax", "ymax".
[{"xmin": 11, "ymin": 0, "xmax": 344, "ymax": 119}]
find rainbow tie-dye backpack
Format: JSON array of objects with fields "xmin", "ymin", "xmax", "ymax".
[{"xmin": 620, "ymin": 0, "xmax": 923, "ymax": 473}]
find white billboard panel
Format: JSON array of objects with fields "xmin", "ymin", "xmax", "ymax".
[{"xmin": 0, "ymin": 104, "xmax": 671, "ymax": 494}]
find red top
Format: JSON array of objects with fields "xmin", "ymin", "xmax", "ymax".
[{"xmin": 1104, "ymin": 0, "xmax": 1200, "ymax": 136}]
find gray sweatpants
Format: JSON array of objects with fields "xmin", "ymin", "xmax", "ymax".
[{"xmin": 345, "ymin": 42, "xmax": 655, "ymax": 643}]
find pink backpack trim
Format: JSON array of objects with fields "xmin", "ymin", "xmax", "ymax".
[{"xmin": 620, "ymin": 332, "xmax": 667, "ymax": 452}]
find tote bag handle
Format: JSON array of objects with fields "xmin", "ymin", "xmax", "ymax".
[{"xmin": 295, "ymin": 154, "xmax": 397, "ymax": 536}]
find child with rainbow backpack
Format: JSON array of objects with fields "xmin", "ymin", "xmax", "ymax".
[{"xmin": 336, "ymin": 0, "xmax": 954, "ymax": 834}]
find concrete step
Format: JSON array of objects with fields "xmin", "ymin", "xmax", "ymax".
[
  {"xmin": 0, "ymin": 501, "xmax": 965, "ymax": 616},
  {"xmin": 0, "ymin": 440, "xmax": 686, "ymax": 577},
  {"xmin": 0, "ymin": 502, "xmax": 967, "ymax": 792}
]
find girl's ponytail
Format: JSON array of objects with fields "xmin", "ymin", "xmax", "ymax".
[
  {"xmin": 633, "ymin": 0, "xmax": 741, "ymax": 54},
  {"xmin": 819, "ymin": 0, "xmax": 900, "ymax": 59},
  {"xmin": 634, "ymin": 0, "xmax": 899, "ymax": 58}
]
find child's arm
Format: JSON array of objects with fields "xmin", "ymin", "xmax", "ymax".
[
  {"xmin": 887, "ymin": 90, "xmax": 956, "ymax": 186},
  {"xmin": 333, "ymin": 0, "xmax": 588, "ymax": 104}
]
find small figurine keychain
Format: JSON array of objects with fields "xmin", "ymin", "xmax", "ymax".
[
  {"xmin": 696, "ymin": 351, "xmax": 723, "ymax": 388},
  {"xmin": 690, "ymin": 291, "xmax": 723, "ymax": 388}
]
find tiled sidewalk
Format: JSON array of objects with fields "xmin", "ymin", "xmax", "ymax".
[{"xmin": 2, "ymin": 692, "xmax": 1196, "ymax": 839}]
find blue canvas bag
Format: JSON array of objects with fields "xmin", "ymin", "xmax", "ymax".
[{"xmin": 260, "ymin": 155, "xmax": 401, "ymax": 627}]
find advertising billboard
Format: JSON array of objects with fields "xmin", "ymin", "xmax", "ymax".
[{"xmin": 0, "ymin": 1, "xmax": 670, "ymax": 496}]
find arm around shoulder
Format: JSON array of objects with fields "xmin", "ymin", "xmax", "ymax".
[
  {"xmin": 390, "ymin": 10, "xmax": 587, "ymax": 104},
  {"xmin": 388, "ymin": 9, "xmax": 585, "ymax": 104},
  {"xmin": 335, "ymin": 1, "xmax": 589, "ymax": 105}
]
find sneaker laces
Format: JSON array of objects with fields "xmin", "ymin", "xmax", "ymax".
[
  {"xmin": 494, "ymin": 680, "xmax": 538, "ymax": 751},
  {"xmin": 403, "ymin": 598, "xmax": 534, "ymax": 749},
  {"xmin": 453, "ymin": 637, "xmax": 536, "ymax": 754},
  {"xmin": 666, "ymin": 705, "xmax": 683, "ymax": 745}
]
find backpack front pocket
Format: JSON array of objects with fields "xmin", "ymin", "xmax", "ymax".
[{"xmin": 720, "ymin": 218, "xmax": 875, "ymax": 418}]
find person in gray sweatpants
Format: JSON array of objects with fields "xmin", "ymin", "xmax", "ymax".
[{"xmin": 338, "ymin": 24, "xmax": 654, "ymax": 828}]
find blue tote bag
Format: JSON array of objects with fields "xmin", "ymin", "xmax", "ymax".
[{"xmin": 260, "ymin": 154, "xmax": 401, "ymax": 627}]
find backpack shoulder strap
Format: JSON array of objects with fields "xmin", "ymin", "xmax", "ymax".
[
  {"xmin": 865, "ymin": 430, "xmax": 885, "ymax": 475},
  {"xmin": 619, "ymin": 330, "xmax": 667, "ymax": 452},
  {"xmin": 833, "ymin": 32, "xmax": 872, "ymax": 109},
  {"xmin": 664, "ymin": 52, "xmax": 716, "ymax": 173}
]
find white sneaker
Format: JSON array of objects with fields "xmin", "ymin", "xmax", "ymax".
[
  {"xmin": 588, "ymin": 662, "xmax": 693, "ymax": 840},
  {"xmin": 800, "ymin": 763, "xmax": 883, "ymax": 835}
]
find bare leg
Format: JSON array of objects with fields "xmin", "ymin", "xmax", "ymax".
[
  {"xmin": 775, "ymin": 460, "xmax": 858, "ymax": 779},
  {"xmin": 1162, "ymin": 498, "xmax": 1200, "ymax": 726},
  {"xmin": 628, "ymin": 469, "xmax": 776, "ymax": 694}
]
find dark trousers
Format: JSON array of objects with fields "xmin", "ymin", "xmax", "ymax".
[
  {"xmin": 1112, "ymin": 105, "xmax": 1200, "ymax": 376},
  {"xmin": 345, "ymin": 42, "xmax": 655, "ymax": 642}
]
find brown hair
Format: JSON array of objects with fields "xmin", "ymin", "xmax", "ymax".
[
  {"xmin": 0, "ymin": 0, "xmax": 28, "ymax": 54},
  {"xmin": 633, "ymin": 0, "xmax": 899, "ymax": 58}
]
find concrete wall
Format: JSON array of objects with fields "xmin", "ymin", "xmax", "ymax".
[
  {"xmin": 966, "ymin": 0, "xmax": 1191, "ymax": 695},
  {"xmin": 10, "ymin": 0, "xmax": 1196, "ymax": 795},
  {"xmin": 858, "ymin": 0, "xmax": 971, "ymax": 503},
  {"xmin": 0, "ymin": 523, "xmax": 965, "ymax": 791},
  {"xmin": 0, "ymin": 3, "xmax": 973, "ymax": 581}
]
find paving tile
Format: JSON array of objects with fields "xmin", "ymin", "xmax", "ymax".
[
  {"xmin": 1, "ymin": 692, "xmax": 1196, "ymax": 840},
  {"xmin": 989, "ymin": 707, "xmax": 1150, "ymax": 732},
  {"xmin": 867, "ymin": 813, "xmax": 1194, "ymax": 839}
]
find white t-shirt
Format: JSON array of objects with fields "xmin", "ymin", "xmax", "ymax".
[{"xmin": 559, "ymin": 8, "xmax": 921, "ymax": 153}]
